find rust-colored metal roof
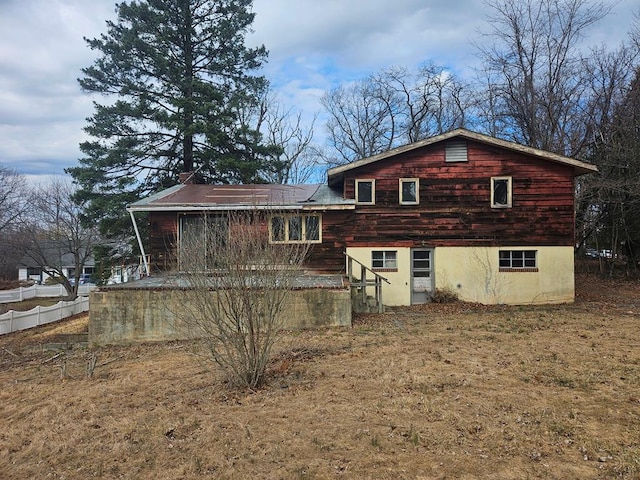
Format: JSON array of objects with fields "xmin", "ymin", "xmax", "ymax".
[
  {"xmin": 158, "ymin": 184, "xmax": 318, "ymax": 205},
  {"xmin": 129, "ymin": 183, "xmax": 329, "ymax": 211}
]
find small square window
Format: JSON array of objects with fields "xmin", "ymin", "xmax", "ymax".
[
  {"xmin": 356, "ymin": 179, "xmax": 375, "ymax": 204},
  {"xmin": 491, "ymin": 177, "xmax": 512, "ymax": 208},
  {"xmin": 372, "ymin": 250, "xmax": 397, "ymax": 269},
  {"xmin": 399, "ymin": 178, "xmax": 419, "ymax": 204}
]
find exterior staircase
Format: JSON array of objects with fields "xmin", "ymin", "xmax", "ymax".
[{"xmin": 345, "ymin": 253, "xmax": 390, "ymax": 313}]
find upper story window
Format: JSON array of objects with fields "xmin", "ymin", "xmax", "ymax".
[
  {"xmin": 491, "ymin": 176, "xmax": 512, "ymax": 208},
  {"xmin": 399, "ymin": 178, "xmax": 419, "ymax": 205},
  {"xmin": 372, "ymin": 250, "xmax": 397, "ymax": 270},
  {"xmin": 270, "ymin": 214, "xmax": 321, "ymax": 244},
  {"xmin": 445, "ymin": 140, "xmax": 468, "ymax": 162},
  {"xmin": 356, "ymin": 179, "xmax": 375, "ymax": 204}
]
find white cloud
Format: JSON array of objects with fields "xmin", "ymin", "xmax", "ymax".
[{"xmin": 0, "ymin": 0, "xmax": 637, "ymax": 179}]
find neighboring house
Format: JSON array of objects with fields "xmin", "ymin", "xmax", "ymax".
[
  {"xmin": 128, "ymin": 129, "xmax": 597, "ymax": 306},
  {"xmin": 105, "ymin": 261, "xmax": 145, "ymax": 285},
  {"xmin": 18, "ymin": 253, "xmax": 95, "ymax": 284}
]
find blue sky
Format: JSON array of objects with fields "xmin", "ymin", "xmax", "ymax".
[{"xmin": 0, "ymin": 0, "xmax": 637, "ymax": 180}]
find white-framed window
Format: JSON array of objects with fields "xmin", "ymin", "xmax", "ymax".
[
  {"xmin": 499, "ymin": 250, "xmax": 537, "ymax": 270},
  {"xmin": 356, "ymin": 179, "xmax": 375, "ymax": 204},
  {"xmin": 491, "ymin": 176, "xmax": 512, "ymax": 208},
  {"xmin": 372, "ymin": 250, "xmax": 397, "ymax": 270},
  {"xmin": 399, "ymin": 178, "xmax": 419, "ymax": 205},
  {"xmin": 445, "ymin": 140, "xmax": 468, "ymax": 162},
  {"xmin": 270, "ymin": 214, "xmax": 321, "ymax": 244}
]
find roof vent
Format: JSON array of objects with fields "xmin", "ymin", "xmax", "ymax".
[{"xmin": 445, "ymin": 140, "xmax": 468, "ymax": 162}]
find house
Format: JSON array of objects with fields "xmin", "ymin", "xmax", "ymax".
[
  {"xmin": 91, "ymin": 129, "xmax": 598, "ymax": 343},
  {"xmin": 18, "ymin": 253, "xmax": 95, "ymax": 285},
  {"xmin": 127, "ymin": 129, "xmax": 596, "ymax": 307}
]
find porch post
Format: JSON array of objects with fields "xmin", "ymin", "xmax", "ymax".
[{"xmin": 129, "ymin": 210, "xmax": 150, "ymax": 276}]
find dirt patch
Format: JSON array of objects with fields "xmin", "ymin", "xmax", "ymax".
[{"xmin": 0, "ymin": 273, "xmax": 639, "ymax": 479}]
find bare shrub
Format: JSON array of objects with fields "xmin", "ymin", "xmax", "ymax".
[
  {"xmin": 431, "ymin": 288, "xmax": 459, "ymax": 304},
  {"xmin": 167, "ymin": 210, "xmax": 310, "ymax": 389}
]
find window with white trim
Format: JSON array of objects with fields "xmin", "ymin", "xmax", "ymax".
[
  {"xmin": 270, "ymin": 214, "xmax": 321, "ymax": 243},
  {"xmin": 491, "ymin": 176, "xmax": 512, "ymax": 208},
  {"xmin": 399, "ymin": 178, "xmax": 419, "ymax": 204},
  {"xmin": 356, "ymin": 179, "xmax": 375, "ymax": 204},
  {"xmin": 499, "ymin": 250, "xmax": 537, "ymax": 271},
  {"xmin": 372, "ymin": 250, "xmax": 397, "ymax": 270}
]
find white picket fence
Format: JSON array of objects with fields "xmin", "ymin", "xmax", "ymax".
[
  {"xmin": 0, "ymin": 296, "xmax": 90, "ymax": 335},
  {"xmin": 0, "ymin": 284, "xmax": 95, "ymax": 304}
]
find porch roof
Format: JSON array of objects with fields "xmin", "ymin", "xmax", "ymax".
[{"xmin": 128, "ymin": 183, "xmax": 354, "ymax": 212}]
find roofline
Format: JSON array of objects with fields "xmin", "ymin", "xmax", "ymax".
[
  {"xmin": 327, "ymin": 128, "xmax": 598, "ymax": 183},
  {"xmin": 127, "ymin": 203, "xmax": 355, "ymax": 213},
  {"xmin": 128, "ymin": 184, "xmax": 185, "ymax": 208}
]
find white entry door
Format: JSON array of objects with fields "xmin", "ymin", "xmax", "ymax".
[{"xmin": 411, "ymin": 249, "xmax": 433, "ymax": 304}]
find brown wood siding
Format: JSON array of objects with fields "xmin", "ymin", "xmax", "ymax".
[
  {"xmin": 148, "ymin": 212, "xmax": 178, "ymax": 271},
  {"xmin": 339, "ymin": 140, "xmax": 577, "ymax": 248},
  {"xmin": 146, "ymin": 140, "xmax": 579, "ymax": 275},
  {"xmin": 148, "ymin": 210, "xmax": 350, "ymax": 274},
  {"xmin": 305, "ymin": 210, "xmax": 353, "ymax": 272}
]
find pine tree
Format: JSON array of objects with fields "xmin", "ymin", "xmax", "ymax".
[{"xmin": 67, "ymin": 0, "xmax": 275, "ymax": 238}]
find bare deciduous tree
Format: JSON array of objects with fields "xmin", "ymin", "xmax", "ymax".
[
  {"xmin": 0, "ymin": 165, "xmax": 27, "ymax": 232},
  {"xmin": 167, "ymin": 210, "xmax": 310, "ymax": 389},
  {"xmin": 579, "ymin": 65, "xmax": 640, "ymax": 272},
  {"xmin": 475, "ymin": 0, "xmax": 616, "ymax": 157},
  {"xmin": 0, "ymin": 165, "xmax": 29, "ymax": 280},
  {"xmin": 20, "ymin": 178, "xmax": 101, "ymax": 299},
  {"xmin": 322, "ymin": 79, "xmax": 398, "ymax": 164},
  {"xmin": 376, "ymin": 64, "xmax": 468, "ymax": 144},
  {"xmin": 321, "ymin": 63, "xmax": 470, "ymax": 165},
  {"xmin": 235, "ymin": 92, "xmax": 319, "ymax": 184}
]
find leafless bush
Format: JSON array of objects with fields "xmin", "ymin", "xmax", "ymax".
[
  {"xmin": 167, "ymin": 210, "xmax": 310, "ymax": 389},
  {"xmin": 431, "ymin": 288, "xmax": 459, "ymax": 304}
]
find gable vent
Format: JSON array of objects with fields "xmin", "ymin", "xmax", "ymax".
[{"xmin": 445, "ymin": 140, "xmax": 468, "ymax": 162}]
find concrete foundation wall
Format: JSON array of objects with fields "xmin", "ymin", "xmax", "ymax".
[
  {"xmin": 345, "ymin": 245, "xmax": 575, "ymax": 306},
  {"xmin": 89, "ymin": 287, "xmax": 351, "ymax": 345},
  {"xmin": 435, "ymin": 246, "xmax": 575, "ymax": 305}
]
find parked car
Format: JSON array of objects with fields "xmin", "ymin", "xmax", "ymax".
[
  {"xmin": 69, "ymin": 274, "xmax": 93, "ymax": 286},
  {"xmin": 584, "ymin": 248, "xmax": 599, "ymax": 258}
]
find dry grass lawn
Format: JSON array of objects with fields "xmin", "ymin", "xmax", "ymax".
[{"xmin": 0, "ymin": 273, "xmax": 639, "ymax": 479}]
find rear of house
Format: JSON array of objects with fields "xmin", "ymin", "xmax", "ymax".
[{"xmin": 130, "ymin": 129, "xmax": 597, "ymax": 306}]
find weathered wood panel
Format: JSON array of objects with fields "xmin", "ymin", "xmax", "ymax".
[
  {"xmin": 338, "ymin": 140, "xmax": 577, "ymax": 248},
  {"xmin": 148, "ymin": 212, "xmax": 178, "ymax": 271}
]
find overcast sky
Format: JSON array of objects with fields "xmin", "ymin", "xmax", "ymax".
[{"xmin": 0, "ymin": 0, "xmax": 637, "ymax": 180}]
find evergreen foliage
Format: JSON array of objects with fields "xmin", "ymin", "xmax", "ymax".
[{"xmin": 68, "ymin": 0, "xmax": 276, "ymax": 239}]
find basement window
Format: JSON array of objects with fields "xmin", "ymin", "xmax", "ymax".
[
  {"xmin": 499, "ymin": 250, "xmax": 538, "ymax": 272},
  {"xmin": 372, "ymin": 250, "xmax": 397, "ymax": 270}
]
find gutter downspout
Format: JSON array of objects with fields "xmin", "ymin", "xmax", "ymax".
[{"xmin": 128, "ymin": 209, "xmax": 150, "ymax": 277}]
